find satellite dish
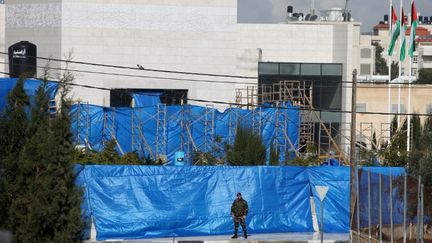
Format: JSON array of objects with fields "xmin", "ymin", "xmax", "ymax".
[
  {"xmin": 305, "ymin": 14, "xmax": 311, "ymax": 21},
  {"xmin": 310, "ymin": 15, "xmax": 318, "ymax": 21}
]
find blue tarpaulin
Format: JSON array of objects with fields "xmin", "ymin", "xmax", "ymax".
[
  {"xmin": 71, "ymin": 103, "xmax": 300, "ymax": 164},
  {"xmin": 357, "ymin": 167, "xmax": 407, "ymax": 228},
  {"xmin": 0, "ymin": 78, "xmax": 58, "ymax": 111},
  {"xmin": 308, "ymin": 167, "xmax": 351, "ymax": 233},
  {"xmin": 75, "ymin": 166, "xmax": 359, "ymax": 240},
  {"xmin": 132, "ymin": 92, "xmax": 162, "ymax": 107}
]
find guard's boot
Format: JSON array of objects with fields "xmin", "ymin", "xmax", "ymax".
[
  {"xmin": 244, "ymin": 231, "xmax": 247, "ymax": 239},
  {"xmin": 231, "ymin": 234, "xmax": 238, "ymax": 239}
]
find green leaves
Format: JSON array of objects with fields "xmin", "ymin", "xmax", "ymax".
[
  {"xmin": 0, "ymin": 72, "xmax": 83, "ymax": 242},
  {"xmin": 226, "ymin": 126, "xmax": 266, "ymax": 166}
]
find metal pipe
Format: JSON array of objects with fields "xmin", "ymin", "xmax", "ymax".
[
  {"xmin": 390, "ymin": 173, "xmax": 394, "ymax": 243},
  {"xmin": 368, "ymin": 169, "xmax": 371, "ymax": 243},
  {"xmin": 321, "ymin": 200, "xmax": 324, "ymax": 243},
  {"xmin": 379, "ymin": 173, "xmax": 383, "ymax": 243},
  {"xmin": 416, "ymin": 176, "xmax": 421, "ymax": 243},
  {"xmin": 356, "ymin": 166, "xmax": 360, "ymax": 242},
  {"xmin": 420, "ymin": 183, "xmax": 424, "ymax": 243},
  {"xmin": 404, "ymin": 173, "xmax": 407, "ymax": 243}
]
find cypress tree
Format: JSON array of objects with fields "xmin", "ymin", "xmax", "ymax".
[
  {"xmin": 7, "ymin": 70, "xmax": 83, "ymax": 242},
  {"xmin": 0, "ymin": 77, "xmax": 30, "ymax": 229},
  {"xmin": 384, "ymin": 118, "xmax": 408, "ymax": 166},
  {"xmin": 226, "ymin": 126, "xmax": 266, "ymax": 165},
  {"xmin": 411, "ymin": 114, "xmax": 421, "ymax": 150}
]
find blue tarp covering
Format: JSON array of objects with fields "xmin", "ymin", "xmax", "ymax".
[
  {"xmin": 71, "ymin": 103, "xmax": 300, "ymax": 164},
  {"xmin": 357, "ymin": 167, "xmax": 407, "ymax": 228},
  {"xmin": 0, "ymin": 78, "xmax": 58, "ymax": 111},
  {"xmin": 75, "ymin": 166, "xmax": 360, "ymax": 240},
  {"xmin": 308, "ymin": 167, "xmax": 351, "ymax": 233},
  {"xmin": 132, "ymin": 92, "xmax": 162, "ymax": 107}
]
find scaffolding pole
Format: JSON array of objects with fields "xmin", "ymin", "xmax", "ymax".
[
  {"xmin": 76, "ymin": 102, "xmax": 81, "ymax": 145},
  {"xmin": 156, "ymin": 104, "xmax": 167, "ymax": 159}
]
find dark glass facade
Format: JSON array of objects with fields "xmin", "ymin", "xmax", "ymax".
[
  {"xmin": 110, "ymin": 89, "xmax": 188, "ymax": 107},
  {"xmin": 258, "ymin": 62, "xmax": 343, "ymax": 123}
]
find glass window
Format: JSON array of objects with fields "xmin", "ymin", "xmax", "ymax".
[
  {"xmin": 280, "ymin": 63, "xmax": 300, "ymax": 75},
  {"xmin": 360, "ymin": 64, "xmax": 371, "ymax": 75},
  {"xmin": 322, "ymin": 64, "xmax": 342, "ymax": 76},
  {"xmin": 413, "ymin": 56, "xmax": 418, "ymax": 63},
  {"xmin": 423, "ymin": 56, "xmax": 432, "ymax": 62},
  {"xmin": 426, "ymin": 104, "xmax": 432, "ymax": 114},
  {"xmin": 356, "ymin": 103, "xmax": 367, "ymax": 112},
  {"xmin": 392, "ymin": 104, "xmax": 405, "ymax": 113},
  {"xmin": 321, "ymin": 112, "xmax": 342, "ymax": 123},
  {"xmin": 259, "ymin": 63, "xmax": 279, "ymax": 75},
  {"xmin": 301, "ymin": 64, "xmax": 321, "ymax": 76},
  {"xmin": 321, "ymin": 81, "xmax": 341, "ymax": 109},
  {"xmin": 361, "ymin": 48, "xmax": 372, "ymax": 58}
]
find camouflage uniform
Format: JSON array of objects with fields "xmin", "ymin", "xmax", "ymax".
[{"xmin": 231, "ymin": 194, "xmax": 248, "ymax": 238}]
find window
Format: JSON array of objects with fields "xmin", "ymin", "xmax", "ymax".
[
  {"xmin": 392, "ymin": 104, "xmax": 405, "ymax": 113},
  {"xmin": 426, "ymin": 104, "xmax": 432, "ymax": 114},
  {"xmin": 412, "ymin": 68, "xmax": 417, "ymax": 76},
  {"xmin": 280, "ymin": 63, "xmax": 300, "ymax": 75},
  {"xmin": 413, "ymin": 55, "xmax": 418, "ymax": 64},
  {"xmin": 361, "ymin": 48, "xmax": 372, "ymax": 58},
  {"xmin": 110, "ymin": 89, "xmax": 187, "ymax": 107},
  {"xmin": 258, "ymin": 63, "xmax": 279, "ymax": 75},
  {"xmin": 356, "ymin": 103, "xmax": 367, "ymax": 112},
  {"xmin": 360, "ymin": 64, "xmax": 371, "ymax": 75},
  {"xmin": 300, "ymin": 64, "xmax": 321, "ymax": 76},
  {"xmin": 423, "ymin": 56, "xmax": 432, "ymax": 62},
  {"xmin": 322, "ymin": 64, "xmax": 342, "ymax": 76}
]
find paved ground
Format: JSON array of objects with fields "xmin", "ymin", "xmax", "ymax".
[{"xmin": 85, "ymin": 232, "xmax": 350, "ymax": 243}]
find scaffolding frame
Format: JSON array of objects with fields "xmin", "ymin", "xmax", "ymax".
[
  {"xmin": 379, "ymin": 122, "xmax": 391, "ymax": 144},
  {"xmin": 360, "ymin": 122, "xmax": 373, "ymax": 148},
  {"xmin": 156, "ymin": 104, "xmax": 167, "ymax": 159},
  {"xmin": 73, "ymin": 99, "xmax": 312, "ymax": 163},
  {"xmin": 131, "ymin": 108, "xmax": 154, "ymax": 159},
  {"xmin": 236, "ymin": 80, "xmax": 349, "ymax": 162}
]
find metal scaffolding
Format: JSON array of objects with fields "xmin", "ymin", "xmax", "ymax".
[
  {"xmin": 73, "ymin": 100, "xmax": 302, "ymax": 164},
  {"xmin": 359, "ymin": 122, "xmax": 373, "ymax": 148},
  {"xmin": 156, "ymin": 104, "xmax": 167, "ymax": 159},
  {"xmin": 235, "ymin": 80, "xmax": 346, "ymax": 160}
]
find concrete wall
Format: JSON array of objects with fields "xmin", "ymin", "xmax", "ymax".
[
  {"xmin": 357, "ymin": 84, "xmax": 432, "ymax": 145},
  {"xmin": 5, "ymin": 0, "xmax": 63, "ymax": 78},
  {"xmin": 0, "ymin": 2, "xmax": 5, "ymax": 77},
  {"xmin": 4, "ymin": 0, "xmax": 361, "ymax": 114},
  {"xmin": 59, "ymin": 0, "xmax": 239, "ymax": 106}
]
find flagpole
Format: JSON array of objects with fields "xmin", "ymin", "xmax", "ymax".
[
  {"xmin": 388, "ymin": 0, "xmax": 393, "ymax": 141},
  {"xmin": 407, "ymin": 0, "xmax": 416, "ymax": 153},
  {"xmin": 398, "ymin": 0, "xmax": 403, "ymax": 129},
  {"xmin": 407, "ymin": 56, "xmax": 412, "ymax": 152}
]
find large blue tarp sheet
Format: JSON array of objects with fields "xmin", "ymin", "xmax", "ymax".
[
  {"xmin": 357, "ymin": 167, "xmax": 407, "ymax": 228},
  {"xmin": 76, "ymin": 166, "xmax": 362, "ymax": 240},
  {"xmin": 308, "ymin": 167, "xmax": 351, "ymax": 233},
  {"xmin": 70, "ymin": 103, "xmax": 300, "ymax": 164},
  {"xmin": 0, "ymin": 78, "xmax": 58, "ymax": 111},
  {"xmin": 132, "ymin": 92, "xmax": 162, "ymax": 107}
]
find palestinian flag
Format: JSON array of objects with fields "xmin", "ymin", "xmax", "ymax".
[
  {"xmin": 409, "ymin": 1, "xmax": 418, "ymax": 57},
  {"xmin": 400, "ymin": 8, "xmax": 407, "ymax": 62},
  {"xmin": 388, "ymin": 6, "xmax": 400, "ymax": 56}
]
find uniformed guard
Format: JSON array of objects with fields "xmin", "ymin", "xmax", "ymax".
[{"xmin": 230, "ymin": 192, "xmax": 248, "ymax": 239}]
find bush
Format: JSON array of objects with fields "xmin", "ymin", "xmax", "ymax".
[{"xmin": 226, "ymin": 126, "xmax": 266, "ymax": 166}]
